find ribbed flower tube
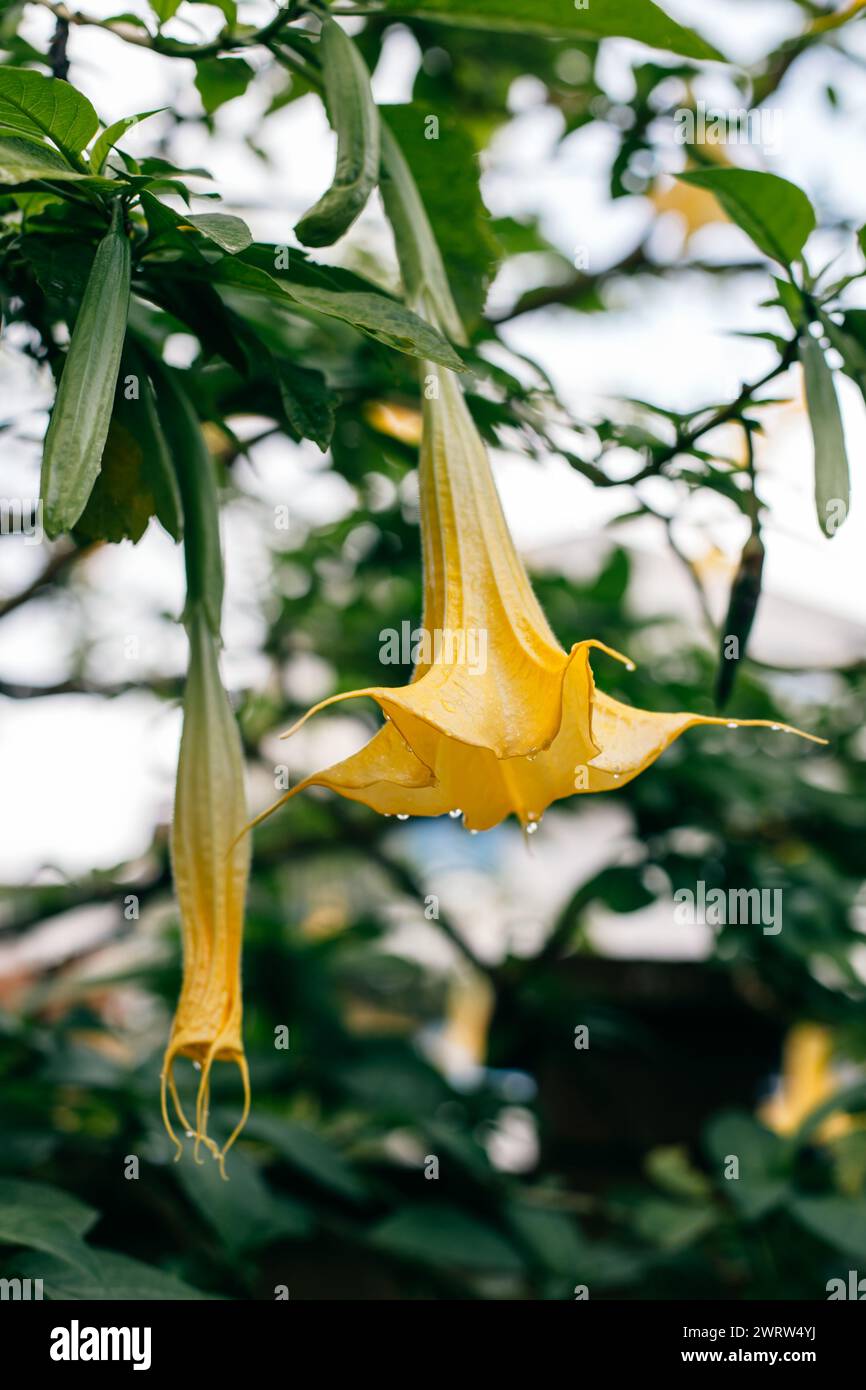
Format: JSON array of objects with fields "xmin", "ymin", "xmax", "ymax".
[{"xmin": 162, "ymin": 603, "xmax": 251, "ymax": 1173}]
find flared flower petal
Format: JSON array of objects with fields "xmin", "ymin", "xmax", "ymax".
[{"xmin": 248, "ymin": 362, "xmax": 823, "ymax": 838}]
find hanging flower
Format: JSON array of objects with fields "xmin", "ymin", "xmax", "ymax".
[
  {"xmin": 249, "ymin": 365, "xmax": 821, "ymax": 836},
  {"xmin": 162, "ymin": 605, "xmax": 251, "ymax": 1174}
]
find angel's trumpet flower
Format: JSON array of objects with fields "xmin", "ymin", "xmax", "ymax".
[
  {"xmin": 162, "ymin": 604, "xmax": 251, "ymax": 1173},
  {"xmin": 248, "ymin": 363, "xmax": 822, "ymax": 836}
]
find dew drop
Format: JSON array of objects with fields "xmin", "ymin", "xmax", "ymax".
[
  {"xmin": 527, "ymin": 754, "xmax": 536, "ymax": 763},
  {"xmin": 449, "ymin": 808, "xmax": 462, "ymax": 818},
  {"xmin": 185, "ymin": 1130, "xmax": 195, "ymax": 1139},
  {"xmin": 625, "ymin": 661, "xmax": 636, "ymax": 672},
  {"xmin": 469, "ymin": 828, "xmax": 478, "ymax": 835},
  {"xmin": 613, "ymin": 773, "xmax": 620, "ymax": 780},
  {"xmin": 727, "ymin": 721, "xmax": 737, "ymax": 729},
  {"xmin": 771, "ymin": 723, "xmax": 781, "ymax": 731},
  {"xmin": 384, "ymin": 813, "xmax": 393, "ymax": 818},
  {"xmin": 526, "ymin": 821, "xmax": 539, "ymax": 835},
  {"xmin": 396, "ymin": 813, "xmax": 409, "ymax": 821},
  {"xmin": 193, "ymin": 1061, "xmax": 201, "ymax": 1071}
]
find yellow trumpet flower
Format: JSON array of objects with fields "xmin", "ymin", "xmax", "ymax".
[
  {"xmin": 162, "ymin": 604, "xmax": 251, "ymax": 1174},
  {"xmin": 249, "ymin": 365, "xmax": 822, "ymax": 835}
]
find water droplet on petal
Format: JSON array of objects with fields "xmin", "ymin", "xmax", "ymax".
[
  {"xmin": 727, "ymin": 721, "xmax": 737, "ymax": 729},
  {"xmin": 612, "ymin": 773, "xmax": 620, "ymax": 780},
  {"xmin": 449, "ymin": 808, "xmax": 462, "ymax": 818},
  {"xmin": 527, "ymin": 754, "xmax": 536, "ymax": 763},
  {"xmin": 384, "ymin": 813, "xmax": 393, "ymax": 818},
  {"xmin": 396, "ymin": 813, "xmax": 409, "ymax": 821},
  {"xmin": 469, "ymin": 828, "xmax": 478, "ymax": 836},
  {"xmin": 193, "ymin": 1061, "xmax": 201, "ymax": 1071},
  {"xmin": 625, "ymin": 661, "xmax": 636, "ymax": 672},
  {"xmin": 771, "ymin": 723, "xmax": 781, "ymax": 731},
  {"xmin": 526, "ymin": 821, "xmax": 539, "ymax": 835},
  {"xmin": 185, "ymin": 1130, "xmax": 195, "ymax": 1139}
]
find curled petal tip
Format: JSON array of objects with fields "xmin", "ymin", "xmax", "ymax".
[{"xmin": 582, "ymin": 638, "xmax": 637, "ymax": 671}]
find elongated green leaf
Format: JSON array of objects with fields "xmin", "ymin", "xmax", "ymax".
[
  {"xmin": 0, "ymin": 68, "xmax": 98, "ymax": 162},
  {"xmin": 89, "ymin": 109, "xmax": 163, "ymax": 175},
  {"xmin": 677, "ymin": 169, "xmax": 815, "ymax": 266},
  {"xmin": 379, "ymin": 0, "xmax": 722, "ymax": 60},
  {"xmin": 799, "ymin": 332, "xmax": 850, "ymax": 537},
  {"xmin": 380, "ymin": 114, "xmax": 466, "ymax": 343},
  {"xmin": 215, "ymin": 256, "xmax": 465, "ymax": 369},
  {"xmin": 371, "ymin": 1203, "xmax": 524, "ymax": 1271},
  {"xmin": 296, "ymin": 17, "xmax": 380, "ymax": 247},
  {"xmin": 0, "ymin": 1179, "xmax": 97, "ymax": 1268},
  {"xmin": 244, "ymin": 1113, "xmax": 367, "ymax": 1202},
  {"xmin": 0, "ymin": 134, "xmax": 91, "ymax": 185},
  {"xmin": 12, "ymin": 1249, "xmax": 216, "ymax": 1300},
  {"xmin": 75, "ymin": 346, "xmax": 184, "ymax": 544},
  {"xmin": 40, "ymin": 203, "xmax": 132, "ymax": 537}
]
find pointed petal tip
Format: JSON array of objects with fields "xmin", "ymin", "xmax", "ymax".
[{"xmin": 710, "ymin": 715, "xmax": 827, "ymax": 746}]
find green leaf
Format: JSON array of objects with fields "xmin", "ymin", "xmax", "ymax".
[
  {"xmin": 296, "ymin": 17, "xmax": 380, "ymax": 248},
  {"xmin": 89, "ymin": 109, "xmax": 163, "ymax": 175},
  {"xmin": 799, "ymin": 332, "xmax": 850, "ymax": 538},
  {"xmin": 630, "ymin": 1198, "xmax": 718, "ymax": 1250},
  {"xmin": 379, "ymin": 0, "xmax": 722, "ymax": 60},
  {"xmin": 182, "ymin": 211, "xmax": 252, "ymax": 253},
  {"xmin": 194, "ymin": 56, "xmax": 254, "ymax": 115},
  {"xmin": 74, "ymin": 413, "xmax": 155, "ymax": 544},
  {"xmin": 174, "ymin": 1146, "xmax": 312, "ymax": 1252},
  {"xmin": 40, "ymin": 203, "xmax": 132, "ymax": 537},
  {"xmin": 645, "ymin": 1144, "xmax": 712, "ymax": 1200},
  {"xmin": 370, "ymin": 1203, "xmax": 524, "ymax": 1272},
  {"xmin": 275, "ymin": 358, "xmax": 338, "ymax": 452},
  {"xmin": 150, "ymin": 0, "xmax": 183, "ymax": 22},
  {"xmin": 11, "ymin": 1249, "xmax": 216, "ymax": 1299},
  {"xmin": 507, "ymin": 1204, "xmax": 587, "ymax": 1275},
  {"xmin": 74, "ymin": 349, "xmax": 184, "ymax": 544},
  {"xmin": 0, "ymin": 1179, "xmax": 97, "ymax": 1266},
  {"xmin": 244, "ymin": 1112, "xmax": 367, "ymax": 1202},
  {"xmin": 217, "ymin": 256, "xmax": 466, "ymax": 370},
  {"xmin": 677, "ymin": 169, "xmax": 816, "ymax": 266},
  {"xmin": 791, "ymin": 1197, "xmax": 866, "ymax": 1263},
  {"xmin": 703, "ymin": 1110, "xmax": 789, "ymax": 1221},
  {"xmin": 821, "ymin": 311, "xmax": 866, "ymax": 411},
  {"xmin": 0, "ymin": 134, "xmax": 92, "ymax": 185},
  {"xmin": 0, "ymin": 68, "xmax": 98, "ymax": 162}
]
